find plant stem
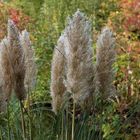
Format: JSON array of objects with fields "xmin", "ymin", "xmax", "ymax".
[
  {"xmin": 7, "ymin": 101, "xmax": 10, "ymax": 140},
  {"xmin": 65, "ymin": 109, "xmax": 68, "ymax": 140},
  {"xmin": 0, "ymin": 126, "xmax": 3, "ymax": 140},
  {"xmin": 27, "ymin": 89, "xmax": 32, "ymax": 140},
  {"xmin": 20, "ymin": 100, "xmax": 26, "ymax": 140},
  {"xmin": 71, "ymin": 99, "xmax": 75, "ymax": 140}
]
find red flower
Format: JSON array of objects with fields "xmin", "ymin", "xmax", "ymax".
[{"xmin": 9, "ymin": 8, "xmax": 20, "ymax": 24}]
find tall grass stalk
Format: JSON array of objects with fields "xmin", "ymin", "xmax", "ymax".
[
  {"xmin": 20, "ymin": 101, "xmax": 26, "ymax": 140},
  {"xmin": 65, "ymin": 109, "xmax": 68, "ymax": 140},
  {"xmin": 7, "ymin": 102, "xmax": 11, "ymax": 140},
  {"xmin": 26, "ymin": 88, "xmax": 32, "ymax": 140},
  {"xmin": 28, "ymin": 96, "xmax": 32, "ymax": 140},
  {"xmin": 61, "ymin": 111, "xmax": 64, "ymax": 140},
  {"xmin": 71, "ymin": 99, "xmax": 75, "ymax": 140},
  {"xmin": 0, "ymin": 126, "xmax": 3, "ymax": 140}
]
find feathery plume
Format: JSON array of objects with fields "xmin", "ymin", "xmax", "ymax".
[
  {"xmin": 96, "ymin": 27, "xmax": 116, "ymax": 98},
  {"xmin": 8, "ymin": 19, "xmax": 26, "ymax": 100},
  {"xmin": 51, "ymin": 35, "xmax": 66, "ymax": 113},
  {"xmin": 0, "ymin": 40, "xmax": 7, "ymax": 112},
  {"xmin": 63, "ymin": 10, "xmax": 94, "ymax": 108},
  {"xmin": 2, "ymin": 19, "xmax": 26, "ymax": 101},
  {"xmin": 0, "ymin": 37, "xmax": 13, "ymax": 102},
  {"xmin": 20, "ymin": 30, "xmax": 37, "ymax": 92}
]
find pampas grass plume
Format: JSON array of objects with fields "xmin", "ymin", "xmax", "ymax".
[
  {"xmin": 51, "ymin": 35, "xmax": 66, "ymax": 113},
  {"xmin": 0, "ymin": 39, "xmax": 9, "ymax": 112},
  {"xmin": 8, "ymin": 19, "xmax": 26, "ymax": 101},
  {"xmin": 1, "ymin": 37, "xmax": 13, "ymax": 102},
  {"xmin": 96, "ymin": 27, "xmax": 116, "ymax": 98},
  {"xmin": 63, "ymin": 10, "xmax": 94, "ymax": 109},
  {"xmin": 1, "ymin": 19, "xmax": 26, "ymax": 101},
  {"xmin": 0, "ymin": 19, "xmax": 37, "ymax": 112},
  {"xmin": 20, "ymin": 30, "xmax": 37, "ymax": 92}
]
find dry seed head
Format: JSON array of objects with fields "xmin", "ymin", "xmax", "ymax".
[
  {"xmin": 7, "ymin": 19, "xmax": 26, "ymax": 100},
  {"xmin": 0, "ymin": 39, "xmax": 8, "ymax": 112},
  {"xmin": 63, "ymin": 10, "xmax": 94, "ymax": 108},
  {"xmin": 51, "ymin": 35, "xmax": 66, "ymax": 113},
  {"xmin": 20, "ymin": 30, "xmax": 37, "ymax": 92},
  {"xmin": 7, "ymin": 19, "xmax": 20, "ymax": 43},
  {"xmin": 96, "ymin": 27, "xmax": 116, "ymax": 98},
  {"xmin": 1, "ymin": 37, "xmax": 13, "ymax": 102},
  {"xmin": 0, "ymin": 20, "xmax": 35, "ymax": 111}
]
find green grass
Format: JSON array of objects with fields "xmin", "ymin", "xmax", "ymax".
[{"xmin": 0, "ymin": 95, "xmax": 140, "ymax": 140}]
